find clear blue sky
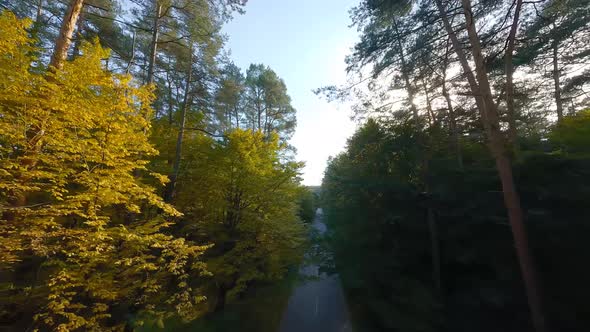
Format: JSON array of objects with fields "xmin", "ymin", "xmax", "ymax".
[{"xmin": 222, "ymin": 0, "xmax": 360, "ymax": 186}]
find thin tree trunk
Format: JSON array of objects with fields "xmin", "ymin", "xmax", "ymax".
[
  {"xmin": 505, "ymin": 0, "xmax": 524, "ymax": 149},
  {"xmin": 147, "ymin": 1, "xmax": 162, "ymax": 84},
  {"xmin": 126, "ymin": 29, "xmax": 137, "ymax": 74},
  {"xmin": 434, "ymin": 0, "xmax": 486, "ymax": 116},
  {"xmin": 264, "ymin": 106, "xmax": 270, "ymax": 136},
  {"xmin": 442, "ymin": 38, "xmax": 463, "ymax": 169},
  {"xmin": 422, "ymin": 77, "xmax": 435, "ymax": 126},
  {"xmin": 35, "ymin": 0, "xmax": 43, "ymax": 24},
  {"xmin": 30, "ymin": 0, "xmax": 45, "ymax": 41},
  {"xmin": 214, "ymin": 284, "xmax": 228, "ymax": 312},
  {"xmin": 441, "ymin": 71, "xmax": 463, "ymax": 168},
  {"xmin": 435, "ymin": 1, "xmax": 546, "ymax": 330},
  {"xmin": 49, "ymin": 0, "xmax": 85, "ymax": 70},
  {"xmin": 423, "ymin": 157, "xmax": 441, "ymax": 294},
  {"xmin": 256, "ymin": 90, "xmax": 262, "ymax": 131},
  {"xmin": 419, "ymin": 72, "xmax": 440, "ymax": 294},
  {"xmin": 428, "ymin": 206, "xmax": 441, "ymax": 292},
  {"xmin": 442, "ymin": 86, "xmax": 463, "ymax": 169},
  {"xmin": 166, "ymin": 44, "xmax": 193, "ymax": 202},
  {"xmin": 552, "ymin": 39, "xmax": 563, "ymax": 121},
  {"xmin": 165, "ymin": 58, "xmax": 175, "ymax": 125},
  {"xmin": 392, "ymin": 18, "xmax": 418, "ymax": 120}
]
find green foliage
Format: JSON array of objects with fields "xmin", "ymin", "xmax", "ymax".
[
  {"xmin": 550, "ymin": 109, "xmax": 590, "ymax": 153},
  {"xmin": 322, "ymin": 117, "xmax": 590, "ymax": 332},
  {"xmin": 322, "ymin": 120, "xmax": 443, "ymax": 332},
  {"xmin": 297, "ymin": 188, "xmax": 316, "ymax": 223}
]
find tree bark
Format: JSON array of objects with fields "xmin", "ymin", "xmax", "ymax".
[
  {"xmin": 434, "ymin": 0, "xmax": 546, "ymax": 330},
  {"xmin": 35, "ymin": 0, "xmax": 43, "ymax": 24},
  {"xmin": 552, "ymin": 39, "xmax": 563, "ymax": 121},
  {"xmin": 442, "ymin": 38, "xmax": 463, "ymax": 169},
  {"xmin": 126, "ymin": 30, "xmax": 137, "ymax": 74},
  {"xmin": 392, "ymin": 18, "xmax": 418, "ymax": 120},
  {"xmin": 72, "ymin": 6, "xmax": 86, "ymax": 58},
  {"xmin": 49, "ymin": 0, "xmax": 85, "ymax": 70},
  {"xmin": 505, "ymin": 0, "xmax": 524, "ymax": 149},
  {"xmin": 256, "ymin": 89, "xmax": 262, "ymax": 131},
  {"xmin": 442, "ymin": 84, "xmax": 463, "ymax": 170},
  {"xmin": 434, "ymin": 0, "xmax": 484, "ymax": 111},
  {"xmin": 147, "ymin": 1, "xmax": 162, "ymax": 84},
  {"xmin": 165, "ymin": 44, "xmax": 193, "ymax": 202},
  {"xmin": 165, "ymin": 58, "xmax": 175, "ymax": 125},
  {"xmin": 422, "ymin": 77, "xmax": 435, "ymax": 126}
]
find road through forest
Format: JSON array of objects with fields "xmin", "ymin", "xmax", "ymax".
[{"xmin": 278, "ymin": 210, "xmax": 352, "ymax": 332}]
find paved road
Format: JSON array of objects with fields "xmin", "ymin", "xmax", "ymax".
[{"xmin": 278, "ymin": 210, "xmax": 352, "ymax": 332}]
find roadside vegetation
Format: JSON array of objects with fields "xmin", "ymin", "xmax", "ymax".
[
  {"xmin": 0, "ymin": 2, "xmax": 310, "ymax": 330},
  {"xmin": 320, "ymin": 1, "xmax": 590, "ymax": 331}
]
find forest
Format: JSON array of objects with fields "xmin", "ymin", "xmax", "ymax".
[
  {"xmin": 0, "ymin": 0, "xmax": 316, "ymax": 331},
  {"xmin": 320, "ymin": 0, "xmax": 590, "ymax": 332},
  {"xmin": 1, "ymin": 0, "xmax": 590, "ymax": 332}
]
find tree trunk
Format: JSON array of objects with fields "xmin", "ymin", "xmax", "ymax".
[
  {"xmin": 165, "ymin": 59, "xmax": 175, "ymax": 125},
  {"xmin": 442, "ymin": 39, "xmax": 463, "ymax": 169},
  {"xmin": 165, "ymin": 44, "xmax": 193, "ymax": 202},
  {"xmin": 264, "ymin": 105, "xmax": 270, "ymax": 136},
  {"xmin": 72, "ymin": 6, "xmax": 86, "ymax": 58},
  {"xmin": 427, "ymin": 206, "xmax": 441, "ymax": 293},
  {"xmin": 442, "ymin": 85, "xmax": 462, "ymax": 170},
  {"xmin": 214, "ymin": 284, "xmax": 228, "ymax": 312},
  {"xmin": 147, "ymin": 1, "xmax": 162, "ymax": 84},
  {"xmin": 424, "ymin": 157, "xmax": 441, "ymax": 294},
  {"xmin": 552, "ymin": 40, "xmax": 563, "ymax": 121},
  {"xmin": 49, "ymin": 0, "xmax": 85, "ymax": 70},
  {"xmin": 392, "ymin": 18, "xmax": 418, "ymax": 120},
  {"xmin": 435, "ymin": 0, "xmax": 547, "ymax": 330},
  {"xmin": 35, "ymin": 0, "xmax": 43, "ymax": 24},
  {"xmin": 256, "ymin": 91, "xmax": 262, "ymax": 131},
  {"xmin": 460, "ymin": 1, "xmax": 546, "ymax": 331},
  {"xmin": 434, "ymin": 0, "xmax": 488, "ymax": 130},
  {"xmin": 422, "ymin": 77, "xmax": 435, "ymax": 126},
  {"xmin": 505, "ymin": 0, "xmax": 523, "ymax": 149},
  {"xmin": 125, "ymin": 30, "xmax": 137, "ymax": 74}
]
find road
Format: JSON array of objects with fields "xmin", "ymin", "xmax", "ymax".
[{"xmin": 278, "ymin": 209, "xmax": 352, "ymax": 332}]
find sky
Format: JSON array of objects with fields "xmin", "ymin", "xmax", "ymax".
[{"xmin": 222, "ymin": 0, "xmax": 361, "ymax": 186}]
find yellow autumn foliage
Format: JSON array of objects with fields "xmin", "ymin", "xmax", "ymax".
[
  {"xmin": 0, "ymin": 11, "xmax": 209, "ymax": 331},
  {"xmin": 168, "ymin": 129, "xmax": 306, "ymax": 304}
]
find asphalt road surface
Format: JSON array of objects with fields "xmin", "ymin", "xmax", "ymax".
[{"xmin": 278, "ymin": 209, "xmax": 352, "ymax": 332}]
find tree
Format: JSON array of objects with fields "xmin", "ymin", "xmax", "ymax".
[
  {"xmin": 170, "ymin": 129, "xmax": 306, "ymax": 312},
  {"xmin": 215, "ymin": 62, "xmax": 245, "ymax": 131},
  {"xmin": 341, "ymin": 1, "xmax": 547, "ymax": 329},
  {"xmin": 297, "ymin": 188, "xmax": 316, "ymax": 223},
  {"xmin": 0, "ymin": 12, "xmax": 209, "ymax": 330},
  {"xmin": 244, "ymin": 64, "xmax": 297, "ymax": 141},
  {"xmin": 516, "ymin": 0, "xmax": 590, "ymax": 121},
  {"xmin": 433, "ymin": 1, "xmax": 546, "ymax": 329},
  {"xmin": 322, "ymin": 109, "xmax": 590, "ymax": 332}
]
